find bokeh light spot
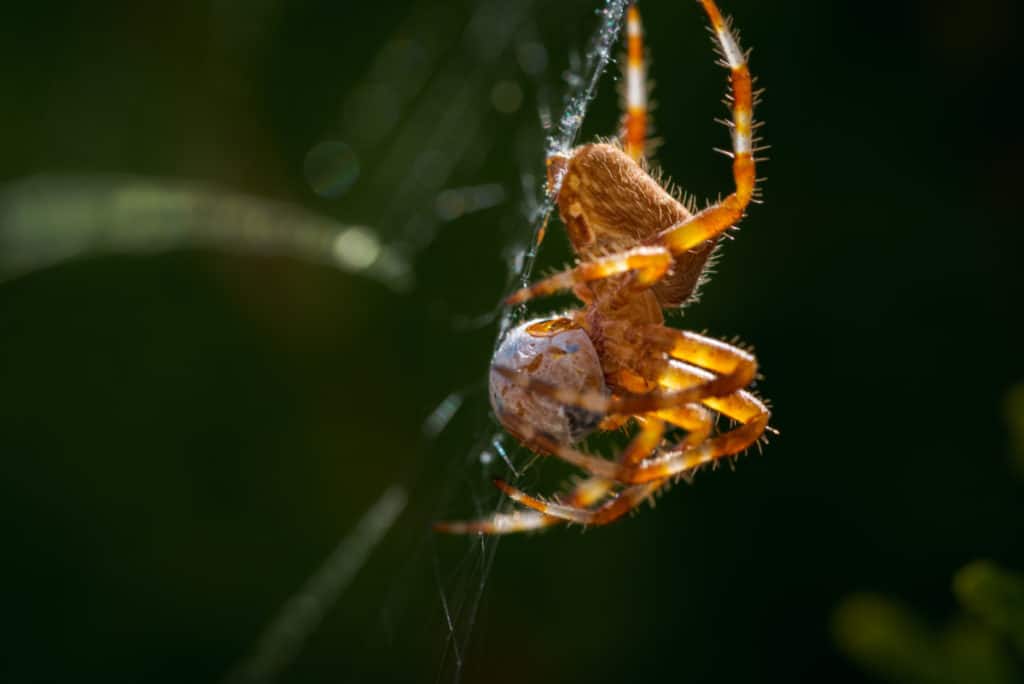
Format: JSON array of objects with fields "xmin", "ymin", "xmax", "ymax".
[
  {"xmin": 516, "ymin": 42, "xmax": 548, "ymax": 75},
  {"xmin": 490, "ymin": 81, "xmax": 523, "ymax": 114},
  {"xmin": 332, "ymin": 226, "xmax": 381, "ymax": 271},
  {"xmin": 304, "ymin": 141, "xmax": 360, "ymax": 198}
]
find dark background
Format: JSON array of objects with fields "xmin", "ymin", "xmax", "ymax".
[{"xmin": 1, "ymin": 0, "xmax": 1021, "ymax": 682}]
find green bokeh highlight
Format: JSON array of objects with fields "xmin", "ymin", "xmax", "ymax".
[{"xmin": 834, "ymin": 561, "xmax": 1024, "ymax": 684}]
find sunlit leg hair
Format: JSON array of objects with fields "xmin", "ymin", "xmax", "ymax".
[
  {"xmin": 505, "ymin": 246, "xmax": 672, "ymax": 305},
  {"xmin": 493, "ymin": 478, "xmax": 662, "ymax": 527},
  {"xmin": 434, "ymin": 405, "xmax": 717, "ymax": 534},
  {"xmin": 500, "ymin": 381, "xmax": 767, "ymax": 485},
  {"xmin": 490, "ymin": 325, "xmax": 755, "ymax": 416},
  {"xmin": 490, "ymin": 404, "xmax": 717, "ymax": 527},
  {"xmin": 489, "ymin": 351, "xmax": 769, "ymax": 483},
  {"xmin": 655, "ymin": 0, "xmax": 762, "ymax": 252}
]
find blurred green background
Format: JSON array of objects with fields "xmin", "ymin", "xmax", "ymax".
[{"xmin": 1, "ymin": 0, "xmax": 1021, "ymax": 682}]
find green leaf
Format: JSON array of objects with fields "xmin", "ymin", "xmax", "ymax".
[{"xmin": 954, "ymin": 560, "xmax": 1024, "ymax": 656}]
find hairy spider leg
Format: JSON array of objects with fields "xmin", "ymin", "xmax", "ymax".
[
  {"xmin": 620, "ymin": 3, "xmax": 649, "ymax": 163},
  {"xmin": 434, "ymin": 383, "xmax": 719, "ymax": 532},
  {"xmin": 603, "ymin": 353, "xmax": 768, "ymax": 425},
  {"xmin": 501, "ymin": 352, "xmax": 765, "ymax": 432},
  {"xmin": 505, "ymin": 246, "xmax": 671, "ymax": 305},
  {"xmin": 550, "ymin": 407, "xmax": 714, "ymax": 519},
  {"xmin": 492, "ymin": 405, "xmax": 719, "ymax": 527},
  {"xmin": 493, "ymin": 477, "xmax": 660, "ymax": 526},
  {"xmin": 500, "ymin": 388, "xmax": 767, "ymax": 485},
  {"xmin": 487, "ymin": 352, "xmax": 767, "ymax": 484},
  {"xmin": 487, "ymin": 382, "xmax": 763, "ymax": 520},
  {"xmin": 432, "ymin": 416, "xmax": 657, "ymax": 534},
  {"xmin": 508, "ymin": 0, "xmax": 759, "ymax": 307},
  {"xmin": 601, "ymin": 324, "xmax": 759, "ymax": 412},
  {"xmin": 431, "ymin": 467, "xmax": 623, "ymax": 534},
  {"xmin": 659, "ymin": 359, "xmax": 767, "ymax": 427},
  {"xmin": 489, "ymin": 417, "xmax": 667, "ymax": 527},
  {"xmin": 488, "ymin": 363, "xmax": 737, "ymax": 417},
  {"xmin": 432, "ymin": 509, "xmax": 552, "ymax": 535},
  {"xmin": 655, "ymin": 0, "xmax": 759, "ymax": 252},
  {"xmin": 618, "ymin": 323, "xmax": 758, "ymax": 384},
  {"xmin": 434, "ymin": 402, "xmax": 718, "ymax": 534},
  {"xmin": 489, "ymin": 323, "xmax": 756, "ymax": 417}
]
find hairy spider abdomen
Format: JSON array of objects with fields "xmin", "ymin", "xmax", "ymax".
[
  {"xmin": 489, "ymin": 318, "xmax": 607, "ymax": 448},
  {"xmin": 549, "ymin": 143, "xmax": 717, "ymax": 308}
]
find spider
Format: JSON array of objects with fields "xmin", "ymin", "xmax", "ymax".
[{"xmin": 436, "ymin": 0, "xmax": 770, "ymax": 534}]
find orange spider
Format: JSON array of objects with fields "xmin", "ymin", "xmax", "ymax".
[{"xmin": 436, "ymin": 0, "xmax": 770, "ymax": 534}]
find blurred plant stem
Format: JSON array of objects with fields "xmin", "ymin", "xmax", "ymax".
[{"xmin": 954, "ymin": 561, "xmax": 1024, "ymax": 657}]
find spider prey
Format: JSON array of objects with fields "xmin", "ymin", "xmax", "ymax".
[{"xmin": 436, "ymin": 0, "xmax": 770, "ymax": 534}]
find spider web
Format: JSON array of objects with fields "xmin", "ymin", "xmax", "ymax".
[
  {"xmin": 213, "ymin": 2, "xmax": 630, "ymax": 680},
  {"xmin": 380, "ymin": 3, "xmax": 630, "ymax": 680},
  {"xmin": 0, "ymin": 1, "xmax": 628, "ymax": 681}
]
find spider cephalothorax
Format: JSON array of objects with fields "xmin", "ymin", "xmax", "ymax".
[{"xmin": 437, "ymin": 1, "xmax": 770, "ymax": 534}]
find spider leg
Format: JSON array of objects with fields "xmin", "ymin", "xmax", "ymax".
[
  {"xmin": 493, "ymin": 479, "xmax": 662, "ymax": 526},
  {"xmin": 618, "ymin": 358, "xmax": 770, "ymax": 481},
  {"xmin": 432, "ymin": 485, "xmax": 606, "ymax": 533},
  {"xmin": 605, "ymin": 322, "xmax": 758, "ymax": 402},
  {"xmin": 658, "ymin": 404, "xmax": 714, "ymax": 446},
  {"xmin": 435, "ymin": 409, "xmax": 705, "ymax": 534},
  {"xmin": 619, "ymin": 3, "xmax": 649, "ymax": 163},
  {"xmin": 494, "ymin": 415, "xmax": 666, "ymax": 526},
  {"xmin": 605, "ymin": 359, "xmax": 768, "ymax": 424},
  {"xmin": 494, "ymin": 356, "xmax": 768, "ymax": 485},
  {"xmin": 656, "ymin": 358, "xmax": 767, "ymax": 425},
  {"xmin": 507, "ymin": 397, "xmax": 767, "ymax": 485},
  {"xmin": 432, "ymin": 510, "xmax": 555, "ymax": 535},
  {"xmin": 518, "ymin": 404, "xmax": 763, "ymax": 484},
  {"xmin": 506, "ymin": 246, "xmax": 672, "ymax": 305},
  {"xmin": 549, "ymin": 408, "xmax": 713, "ymax": 503},
  {"xmin": 488, "ymin": 402, "xmax": 717, "ymax": 526},
  {"xmin": 652, "ymin": 0, "xmax": 759, "ymax": 254},
  {"xmin": 435, "ymin": 384, "xmax": 719, "ymax": 533},
  {"xmin": 431, "ymin": 475, "xmax": 646, "ymax": 533},
  {"xmin": 490, "ymin": 346, "xmax": 749, "ymax": 417}
]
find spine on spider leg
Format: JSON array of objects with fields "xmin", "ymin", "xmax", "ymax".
[
  {"xmin": 660, "ymin": 0, "xmax": 762, "ymax": 255},
  {"xmin": 619, "ymin": 4, "xmax": 651, "ymax": 163},
  {"xmin": 702, "ymin": 0, "xmax": 757, "ymax": 206}
]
